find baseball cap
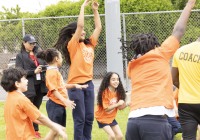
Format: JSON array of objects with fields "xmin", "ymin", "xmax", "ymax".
[{"xmin": 23, "ymin": 34, "xmax": 37, "ymax": 43}]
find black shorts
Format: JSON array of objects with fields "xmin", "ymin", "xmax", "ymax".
[
  {"xmin": 46, "ymin": 99, "xmax": 66, "ymax": 127},
  {"xmin": 97, "ymin": 119, "xmax": 118, "ymax": 128}
]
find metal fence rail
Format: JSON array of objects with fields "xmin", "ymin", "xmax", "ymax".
[{"xmin": 0, "ymin": 10, "xmax": 199, "ymax": 86}]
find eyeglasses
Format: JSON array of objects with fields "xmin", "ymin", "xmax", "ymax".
[{"xmin": 29, "ymin": 42, "xmax": 36, "ymax": 46}]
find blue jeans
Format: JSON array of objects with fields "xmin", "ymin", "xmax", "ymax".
[
  {"xmin": 167, "ymin": 117, "xmax": 182, "ymax": 137},
  {"xmin": 126, "ymin": 115, "xmax": 172, "ymax": 140},
  {"xmin": 68, "ymin": 81, "xmax": 94, "ymax": 140}
]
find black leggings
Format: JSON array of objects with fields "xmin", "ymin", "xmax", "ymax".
[
  {"xmin": 28, "ymin": 84, "xmax": 44, "ymax": 131},
  {"xmin": 178, "ymin": 103, "xmax": 200, "ymax": 140}
]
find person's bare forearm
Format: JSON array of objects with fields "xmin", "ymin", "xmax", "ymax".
[
  {"xmin": 105, "ymin": 103, "xmax": 120, "ymax": 112},
  {"xmin": 37, "ymin": 114, "xmax": 58, "ymax": 131},
  {"xmin": 93, "ymin": 9, "xmax": 102, "ymax": 32},
  {"xmin": 77, "ymin": 5, "xmax": 85, "ymax": 29},
  {"xmin": 52, "ymin": 90, "xmax": 67, "ymax": 106},
  {"xmin": 172, "ymin": 0, "xmax": 195, "ymax": 41}
]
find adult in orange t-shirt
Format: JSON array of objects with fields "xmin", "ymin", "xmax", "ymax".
[
  {"xmin": 124, "ymin": 1, "xmax": 195, "ymax": 140},
  {"xmin": 54, "ymin": 0, "xmax": 102, "ymax": 140},
  {"xmin": 95, "ymin": 72, "xmax": 127, "ymax": 140},
  {"xmin": 1, "ymin": 68, "xmax": 67, "ymax": 140}
]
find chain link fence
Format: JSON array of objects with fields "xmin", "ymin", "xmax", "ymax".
[{"xmin": 0, "ymin": 10, "xmax": 199, "ymax": 84}]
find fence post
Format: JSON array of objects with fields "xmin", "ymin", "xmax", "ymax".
[
  {"xmin": 105, "ymin": 0, "xmax": 124, "ymax": 83},
  {"xmin": 22, "ymin": 18, "xmax": 25, "ymax": 37},
  {"xmin": 121, "ymin": 13, "xmax": 130, "ymax": 92}
]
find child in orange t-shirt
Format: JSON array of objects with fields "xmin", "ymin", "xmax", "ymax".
[
  {"xmin": 1, "ymin": 67, "xmax": 67, "ymax": 140},
  {"xmin": 54, "ymin": 1, "xmax": 102, "ymax": 139},
  {"xmin": 95, "ymin": 72, "xmax": 127, "ymax": 140},
  {"xmin": 37, "ymin": 48, "xmax": 88, "ymax": 139}
]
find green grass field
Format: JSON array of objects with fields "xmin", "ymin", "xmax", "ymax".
[{"xmin": 0, "ymin": 101, "xmax": 182, "ymax": 140}]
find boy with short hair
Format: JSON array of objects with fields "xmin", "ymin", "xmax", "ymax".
[{"xmin": 1, "ymin": 67, "xmax": 67, "ymax": 140}]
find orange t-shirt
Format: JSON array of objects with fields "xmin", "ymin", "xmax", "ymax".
[
  {"xmin": 95, "ymin": 89, "xmax": 118, "ymax": 124},
  {"xmin": 4, "ymin": 91, "xmax": 41, "ymax": 140},
  {"xmin": 127, "ymin": 36, "xmax": 179, "ymax": 111},
  {"xmin": 67, "ymin": 35, "xmax": 97, "ymax": 84},
  {"xmin": 46, "ymin": 67, "xmax": 68, "ymax": 107}
]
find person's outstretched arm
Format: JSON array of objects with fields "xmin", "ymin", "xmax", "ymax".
[
  {"xmin": 37, "ymin": 114, "xmax": 67, "ymax": 140},
  {"xmin": 72, "ymin": 0, "xmax": 90, "ymax": 41},
  {"xmin": 172, "ymin": 0, "xmax": 196, "ymax": 41},
  {"xmin": 91, "ymin": 1, "xmax": 102, "ymax": 41}
]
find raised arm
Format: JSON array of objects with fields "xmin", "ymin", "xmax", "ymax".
[
  {"xmin": 91, "ymin": 1, "xmax": 102, "ymax": 41},
  {"xmin": 172, "ymin": 0, "xmax": 196, "ymax": 41},
  {"xmin": 72, "ymin": 0, "xmax": 90, "ymax": 41}
]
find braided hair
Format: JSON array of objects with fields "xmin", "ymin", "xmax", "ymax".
[{"xmin": 122, "ymin": 33, "xmax": 160, "ymax": 61}]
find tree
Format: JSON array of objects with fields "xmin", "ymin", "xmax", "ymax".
[
  {"xmin": 38, "ymin": 0, "xmax": 174, "ymax": 17},
  {"xmin": 171, "ymin": 0, "xmax": 200, "ymax": 9},
  {"xmin": 0, "ymin": 5, "xmax": 22, "ymax": 19},
  {"xmin": 120, "ymin": 0, "xmax": 174, "ymax": 13}
]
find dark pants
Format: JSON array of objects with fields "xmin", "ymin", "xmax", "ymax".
[
  {"xmin": 28, "ymin": 84, "xmax": 44, "ymax": 131},
  {"xmin": 68, "ymin": 81, "xmax": 94, "ymax": 140},
  {"xmin": 46, "ymin": 99, "xmax": 66, "ymax": 127},
  {"xmin": 126, "ymin": 115, "xmax": 172, "ymax": 140},
  {"xmin": 167, "ymin": 117, "xmax": 182, "ymax": 138},
  {"xmin": 178, "ymin": 103, "xmax": 200, "ymax": 140}
]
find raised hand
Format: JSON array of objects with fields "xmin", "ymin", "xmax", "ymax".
[
  {"xmin": 82, "ymin": 0, "xmax": 91, "ymax": 7},
  {"xmin": 187, "ymin": 0, "xmax": 196, "ymax": 8},
  {"xmin": 92, "ymin": 1, "xmax": 99, "ymax": 11}
]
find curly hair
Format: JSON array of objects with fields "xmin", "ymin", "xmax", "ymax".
[
  {"xmin": 96, "ymin": 72, "xmax": 126, "ymax": 107},
  {"xmin": 121, "ymin": 33, "xmax": 160, "ymax": 61},
  {"xmin": 54, "ymin": 22, "xmax": 91, "ymax": 65},
  {"xmin": 1, "ymin": 67, "xmax": 27, "ymax": 92}
]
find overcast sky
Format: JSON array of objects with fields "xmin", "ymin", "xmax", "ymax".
[{"xmin": 0, "ymin": 0, "xmax": 62, "ymax": 13}]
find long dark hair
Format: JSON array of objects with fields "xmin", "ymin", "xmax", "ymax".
[
  {"xmin": 54, "ymin": 22, "xmax": 90, "ymax": 65},
  {"xmin": 96, "ymin": 72, "xmax": 126, "ymax": 107}
]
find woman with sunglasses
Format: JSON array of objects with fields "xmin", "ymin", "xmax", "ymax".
[{"xmin": 15, "ymin": 34, "xmax": 48, "ymax": 139}]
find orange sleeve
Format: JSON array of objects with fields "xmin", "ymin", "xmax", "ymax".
[
  {"xmin": 20, "ymin": 97, "xmax": 41, "ymax": 121},
  {"xmin": 159, "ymin": 36, "xmax": 180, "ymax": 60}
]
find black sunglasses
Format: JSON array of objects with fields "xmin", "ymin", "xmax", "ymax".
[{"xmin": 29, "ymin": 42, "xmax": 36, "ymax": 46}]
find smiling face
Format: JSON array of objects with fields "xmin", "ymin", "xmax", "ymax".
[
  {"xmin": 109, "ymin": 73, "xmax": 120, "ymax": 90},
  {"xmin": 16, "ymin": 76, "xmax": 28, "ymax": 92}
]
